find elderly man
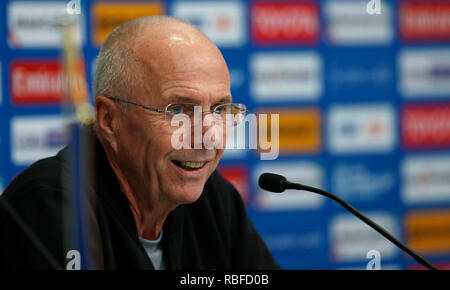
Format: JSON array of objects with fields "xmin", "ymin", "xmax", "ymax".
[{"xmin": 0, "ymin": 16, "xmax": 281, "ymax": 270}]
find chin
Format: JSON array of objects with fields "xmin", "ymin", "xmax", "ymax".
[{"xmin": 170, "ymin": 183, "xmax": 205, "ymax": 205}]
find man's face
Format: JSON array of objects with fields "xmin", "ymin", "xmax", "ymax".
[{"xmin": 112, "ymin": 37, "xmax": 231, "ymax": 206}]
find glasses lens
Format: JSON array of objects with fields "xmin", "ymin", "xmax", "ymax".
[
  {"xmin": 166, "ymin": 103, "xmax": 247, "ymax": 126},
  {"xmin": 235, "ymin": 104, "xmax": 247, "ymax": 126},
  {"xmin": 219, "ymin": 103, "xmax": 246, "ymax": 126},
  {"xmin": 166, "ymin": 104, "xmax": 195, "ymax": 116}
]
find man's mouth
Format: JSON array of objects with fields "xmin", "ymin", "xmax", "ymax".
[{"xmin": 172, "ymin": 160, "xmax": 207, "ymax": 171}]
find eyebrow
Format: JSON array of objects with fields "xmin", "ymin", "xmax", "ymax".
[{"xmin": 168, "ymin": 95, "xmax": 232, "ymax": 104}]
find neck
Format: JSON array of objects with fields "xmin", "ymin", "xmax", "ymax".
[{"xmin": 99, "ymin": 138, "xmax": 177, "ymax": 240}]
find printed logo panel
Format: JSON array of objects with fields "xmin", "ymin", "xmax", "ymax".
[
  {"xmin": 92, "ymin": 2, "xmax": 164, "ymax": 46},
  {"xmin": 253, "ymin": 161, "xmax": 325, "ymax": 211},
  {"xmin": 399, "ymin": 1, "xmax": 450, "ymax": 42},
  {"xmin": 330, "ymin": 212, "xmax": 399, "ymax": 262},
  {"xmin": 11, "ymin": 59, "xmax": 87, "ymax": 105},
  {"xmin": 402, "ymin": 155, "xmax": 450, "ymax": 205},
  {"xmin": 11, "ymin": 60, "xmax": 63, "ymax": 105},
  {"xmin": 262, "ymin": 230, "xmax": 325, "ymax": 269},
  {"xmin": 218, "ymin": 165, "xmax": 249, "ymax": 206},
  {"xmin": 11, "ymin": 116, "xmax": 68, "ymax": 166},
  {"xmin": 406, "ymin": 209, "xmax": 450, "ymax": 255},
  {"xmin": 327, "ymin": 53, "xmax": 393, "ymax": 98},
  {"xmin": 172, "ymin": 1, "xmax": 245, "ymax": 47},
  {"xmin": 328, "ymin": 104, "xmax": 395, "ymax": 154},
  {"xmin": 8, "ymin": 1, "xmax": 84, "ymax": 48},
  {"xmin": 324, "ymin": 0, "xmax": 393, "ymax": 45},
  {"xmin": 258, "ymin": 217, "xmax": 327, "ymax": 270},
  {"xmin": 258, "ymin": 107, "xmax": 321, "ymax": 155},
  {"xmin": 399, "ymin": 49, "xmax": 450, "ymax": 98},
  {"xmin": 402, "ymin": 104, "xmax": 450, "ymax": 149},
  {"xmin": 250, "ymin": 52, "xmax": 322, "ymax": 102},
  {"xmin": 331, "ymin": 161, "xmax": 396, "ymax": 204},
  {"xmin": 250, "ymin": 2, "xmax": 319, "ymax": 45}
]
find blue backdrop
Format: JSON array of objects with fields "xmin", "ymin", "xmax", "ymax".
[{"xmin": 1, "ymin": 0, "xmax": 450, "ymax": 270}]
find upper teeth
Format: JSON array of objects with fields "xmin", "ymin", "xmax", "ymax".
[{"xmin": 180, "ymin": 161, "xmax": 205, "ymax": 169}]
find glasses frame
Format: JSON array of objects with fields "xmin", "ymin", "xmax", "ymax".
[{"xmin": 105, "ymin": 96, "xmax": 248, "ymax": 121}]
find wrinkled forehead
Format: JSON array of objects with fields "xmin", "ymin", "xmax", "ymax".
[{"xmin": 133, "ymin": 28, "xmax": 231, "ymax": 106}]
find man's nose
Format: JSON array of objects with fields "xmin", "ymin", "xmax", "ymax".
[{"xmin": 190, "ymin": 106, "xmax": 219, "ymax": 148}]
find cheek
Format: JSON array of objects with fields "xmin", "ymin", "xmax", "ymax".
[
  {"xmin": 145, "ymin": 122, "xmax": 177, "ymax": 159},
  {"xmin": 209, "ymin": 148, "xmax": 224, "ymax": 172}
]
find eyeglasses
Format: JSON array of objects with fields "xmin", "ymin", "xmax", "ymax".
[{"xmin": 106, "ymin": 96, "xmax": 248, "ymax": 126}]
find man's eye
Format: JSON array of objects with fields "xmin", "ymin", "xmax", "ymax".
[
  {"xmin": 215, "ymin": 104, "xmax": 231, "ymax": 115},
  {"xmin": 214, "ymin": 105, "xmax": 225, "ymax": 114},
  {"xmin": 169, "ymin": 105, "xmax": 184, "ymax": 114}
]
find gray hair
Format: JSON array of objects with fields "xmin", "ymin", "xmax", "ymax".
[
  {"xmin": 92, "ymin": 19, "xmax": 144, "ymax": 103},
  {"xmin": 93, "ymin": 16, "xmax": 203, "ymax": 103}
]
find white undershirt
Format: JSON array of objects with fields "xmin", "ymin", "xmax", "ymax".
[{"xmin": 138, "ymin": 230, "xmax": 166, "ymax": 270}]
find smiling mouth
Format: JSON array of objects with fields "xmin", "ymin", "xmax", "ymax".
[{"xmin": 172, "ymin": 160, "xmax": 207, "ymax": 170}]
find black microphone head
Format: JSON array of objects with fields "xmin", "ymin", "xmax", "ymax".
[{"xmin": 258, "ymin": 173, "xmax": 287, "ymax": 193}]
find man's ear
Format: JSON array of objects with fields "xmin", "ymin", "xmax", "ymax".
[{"xmin": 95, "ymin": 96, "xmax": 119, "ymax": 152}]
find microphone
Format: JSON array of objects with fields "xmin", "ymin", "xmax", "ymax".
[{"xmin": 258, "ymin": 173, "xmax": 439, "ymax": 270}]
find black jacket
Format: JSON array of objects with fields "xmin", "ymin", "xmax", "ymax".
[{"xmin": 0, "ymin": 136, "xmax": 281, "ymax": 270}]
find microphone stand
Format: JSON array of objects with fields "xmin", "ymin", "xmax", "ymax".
[{"xmin": 282, "ymin": 180, "xmax": 439, "ymax": 270}]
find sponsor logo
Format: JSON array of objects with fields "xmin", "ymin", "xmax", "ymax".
[
  {"xmin": 10, "ymin": 59, "xmax": 88, "ymax": 105},
  {"xmin": 406, "ymin": 209, "xmax": 450, "ymax": 255},
  {"xmin": 11, "ymin": 60, "xmax": 63, "ymax": 104},
  {"xmin": 250, "ymin": 2, "xmax": 319, "ymax": 45},
  {"xmin": 264, "ymin": 232, "xmax": 322, "ymax": 252},
  {"xmin": 330, "ymin": 212, "xmax": 399, "ymax": 262},
  {"xmin": 328, "ymin": 56, "xmax": 393, "ymax": 96},
  {"xmin": 331, "ymin": 161, "xmax": 395, "ymax": 203},
  {"xmin": 11, "ymin": 116, "xmax": 68, "ymax": 166},
  {"xmin": 400, "ymin": 1, "xmax": 450, "ymax": 42},
  {"xmin": 8, "ymin": 1, "xmax": 84, "ymax": 48},
  {"xmin": 258, "ymin": 108, "xmax": 321, "ymax": 155},
  {"xmin": 250, "ymin": 52, "xmax": 322, "ymax": 101},
  {"xmin": 92, "ymin": 2, "xmax": 164, "ymax": 46},
  {"xmin": 325, "ymin": 0, "xmax": 393, "ymax": 45},
  {"xmin": 254, "ymin": 161, "xmax": 325, "ymax": 211},
  {"xmin": 402, "ymin": 155, "xmax": 450, "ymax": 205},
  {"xmin": 172, "ymin": 1, "xmax": 245, "ymax": 47},
  {"xmin": 399, "ymin": 49, "xmax": 450, "ymax": 98},
  {"xmin": 327, "ymin": 104, "xmax": 395, "ymax": 154},
  {"xmin": 402, "ymin": 104, "xmax": 450, "ymax": 149},
  {"xmin": 218, "ymin": 165, "xmax": 249, "ymax": 206}
]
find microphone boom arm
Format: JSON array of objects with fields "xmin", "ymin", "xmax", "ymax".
[{"xmin": 282, "ymin": 180, "xmax": 438, "ymax": 270}]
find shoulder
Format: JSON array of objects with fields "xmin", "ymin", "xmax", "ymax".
[
  {"xmin": 0, "ymin": 150, "xmax": 69, "ymax": 269},
  {"xmin": 0, "ymin": 148, "xmax": 67, "ymax": 209}
]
